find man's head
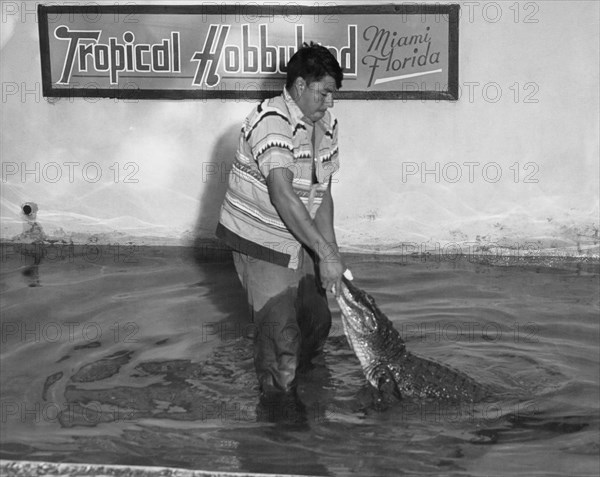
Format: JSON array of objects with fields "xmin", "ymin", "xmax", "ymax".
[{"xmin": 286, "ymin": 42, "xmax": 343, "ymax": 123}]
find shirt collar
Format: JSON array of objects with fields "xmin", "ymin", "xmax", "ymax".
[{"xmin": 282, "ymin": 87, "xmax": 313, "ymax": 127}]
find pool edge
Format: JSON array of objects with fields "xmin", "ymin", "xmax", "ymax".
[{"xmin": 0, "ymin": 459, "xmax": 321, "ymax": 477}]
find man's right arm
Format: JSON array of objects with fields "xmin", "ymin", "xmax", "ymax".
[{"xmin": 267, "ymin": 167, "xmax": 344, "ymax": 294}]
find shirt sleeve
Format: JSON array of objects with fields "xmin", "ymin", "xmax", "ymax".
[{"xmin": 246, "ymin": 112, "xmax": 295, "ymax": 178}]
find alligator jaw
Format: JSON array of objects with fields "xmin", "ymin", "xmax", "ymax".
[{"xmin": 336, "ymin": 278, "xmax": 378, "ymax": 334}]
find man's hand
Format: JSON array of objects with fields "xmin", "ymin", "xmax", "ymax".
[{"xmin": 318, "ymin": 251, "xmax": 345, "ymax": 297}]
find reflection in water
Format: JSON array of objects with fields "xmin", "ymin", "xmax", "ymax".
[
  {"xmin": 0, "ymin": 248, "xmax": 598, "ymax": 476},
  {"xmin": 22, "ymin": 262, "xmax": 40, "ymax": 287},
  {"xmin": 19, "ymin": 241, "xmax": 44, "ymax": 287},
  {"xmin": 16, "ymin": 202, "xmax": 46, "ymax": 287}
]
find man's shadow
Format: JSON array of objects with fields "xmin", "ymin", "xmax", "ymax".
[
  {"xmin": 188, "ymin": 122, "xmax": 249, "ymax": 333},
  {"xmin": 193, "ymin": 122, "xmax": 240, "ymax": 241}
]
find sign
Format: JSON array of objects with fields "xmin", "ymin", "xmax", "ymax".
[{"xmin": 38, "ymin": 4, "xmax": 459, "ymax": 100}]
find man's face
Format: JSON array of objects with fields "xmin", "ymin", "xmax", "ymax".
[{"xmin": 294, "ymin": 75, "xmax": 337, "ymax": 123}]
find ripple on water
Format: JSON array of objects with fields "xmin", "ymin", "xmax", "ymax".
[{"xmin": 1, "ymin": 251, "xmax": 598, "ymax": 476}]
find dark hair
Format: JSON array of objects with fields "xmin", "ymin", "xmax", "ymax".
[{"xmin": 285, "ymin": 42, "xmax": 343, "ymax": 90}]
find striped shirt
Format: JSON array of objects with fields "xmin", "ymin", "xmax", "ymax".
[{"xmin": 216, "ymin": 87, "xmax": 339, "ymax": 269}]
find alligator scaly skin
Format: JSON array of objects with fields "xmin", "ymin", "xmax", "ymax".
[{"xmin": 338, "ymin": 277, "xmax": 490, "ymax": 403}]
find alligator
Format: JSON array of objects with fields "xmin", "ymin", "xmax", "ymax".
[{"xmin": 336, "ymin": 277, "xmax": 491, "ymax": 407}]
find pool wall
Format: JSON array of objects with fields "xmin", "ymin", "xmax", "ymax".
[{"xmin": 1, "ymin": 1, "xmax": 598, "ymax": 255}]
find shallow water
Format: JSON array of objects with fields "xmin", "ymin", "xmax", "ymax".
[{"xmin": 1, "ymin": 244, "xmax": 599, "ymax": 476}]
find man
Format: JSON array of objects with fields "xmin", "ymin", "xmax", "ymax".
[{"xmin": 216, "ymin": 42, "xmax": 344, "ymax": 398}]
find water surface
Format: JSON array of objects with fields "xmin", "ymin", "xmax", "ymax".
[{"xmin": 1, "ymin": 244, "xmax": 598, "ymax": 476}]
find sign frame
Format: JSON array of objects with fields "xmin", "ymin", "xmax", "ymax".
[{"xmin": 38, "ymin": 3, "xmax": 460, "ymax": 101}]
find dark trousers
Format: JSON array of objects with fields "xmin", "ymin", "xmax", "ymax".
[{"xmin": 233, "ymin": 248, "xmax": 332, "ymax": 394}]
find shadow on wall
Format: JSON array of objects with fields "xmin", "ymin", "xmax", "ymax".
[
  {"xmin": 187, "ymin": 122, "xmax": 249, "ymax": 340},
  {"xmin": 193, "ymin": 122, "xmax": 241, "ymax": 242}
]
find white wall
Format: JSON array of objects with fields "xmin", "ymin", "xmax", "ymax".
[{"xmin": 1, "ymin": 0, "xmax": 598, "ymax": 255}]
